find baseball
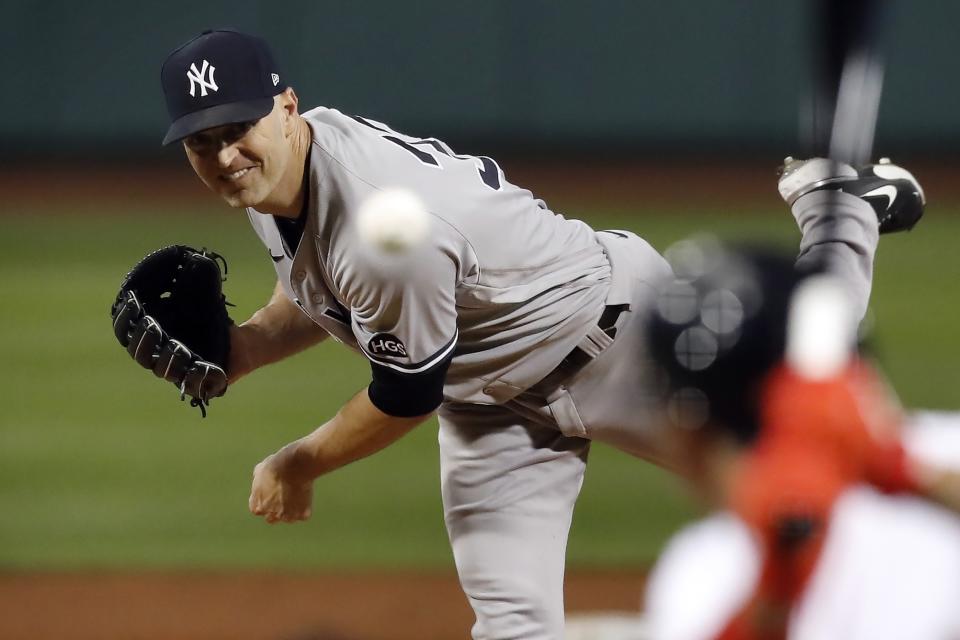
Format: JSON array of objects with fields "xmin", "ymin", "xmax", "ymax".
[{"xmin": 356, "ymin": 187, "xmax": 431, "ymax": 254}]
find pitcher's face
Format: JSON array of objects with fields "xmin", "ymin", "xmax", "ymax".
[{"xmin": 183, "ymin": 97, "xmax": 292, "ymax": 209}]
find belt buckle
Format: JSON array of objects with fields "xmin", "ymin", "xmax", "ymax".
[{"xmin": 559, "ymin": 303, "xmax": 628, "ymax": 370}]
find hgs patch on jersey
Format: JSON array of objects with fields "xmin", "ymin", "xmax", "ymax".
[{"xmin": 368, "ymin": 333, "xmax": 408, "ymax": 358}]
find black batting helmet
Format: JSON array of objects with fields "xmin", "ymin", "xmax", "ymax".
[{"xmin": 645, "ymin": 238, "xmax": 824, "ymax": 444}]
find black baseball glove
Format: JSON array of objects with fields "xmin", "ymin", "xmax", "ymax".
[{"xmin": 111, "ymin": 245, "xmax": 234, "ymax": 416}]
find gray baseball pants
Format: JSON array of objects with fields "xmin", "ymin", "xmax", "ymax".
[
  {"xmin": 439, "ymin": 190, "xmax": 878, "ymax": 639},
  {"xmin": 439, "ymin": 233, "xmax": 669, "ymax": 640}
]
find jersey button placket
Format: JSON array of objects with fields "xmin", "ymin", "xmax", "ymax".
[{"xmin": 290, "ymin": 270, "xmax": 308, "ymax": 309}]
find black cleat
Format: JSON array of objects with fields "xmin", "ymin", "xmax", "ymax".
[{"xmin": 778, "ymin": 157, "xmax": 925, "ymax": 234}]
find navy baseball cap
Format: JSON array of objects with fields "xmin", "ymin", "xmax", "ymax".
[{"xmin": 161, "ymin": 29, "xmax": 286, "ymax": 145}]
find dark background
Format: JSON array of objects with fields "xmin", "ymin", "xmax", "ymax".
[{"xmin": 3, "ymin": 0, "xmax": 957, "ymax": 161}]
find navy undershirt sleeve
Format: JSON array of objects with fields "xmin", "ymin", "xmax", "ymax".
[{"xmin": 367, "ymin": 352, "xmax": 453, "ymax": 417}]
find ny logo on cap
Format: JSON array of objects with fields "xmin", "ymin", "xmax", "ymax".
[
  {"xmin": 187, "ymin": 59, "xmax": 218, "ymax": 97},
  {"xmin": 271, "ymin": 73, "xmax": 280, "ymax": 86}
]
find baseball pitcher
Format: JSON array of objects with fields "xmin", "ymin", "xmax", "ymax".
[{"xmin": 114, "ymin": 29, "xmax": 925, "ymax": 639}]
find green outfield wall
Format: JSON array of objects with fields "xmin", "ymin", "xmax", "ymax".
[{"xmin": 1, "ymin": 0, "xmax": 955, "ymax": 157}]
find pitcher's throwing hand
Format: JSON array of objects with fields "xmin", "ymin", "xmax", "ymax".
[{"xmin": 249, "ymin": 445, "xmax": 314, "ymax": 524}]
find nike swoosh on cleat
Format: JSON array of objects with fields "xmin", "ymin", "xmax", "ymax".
[{"xmin": 861, "ymin": 184, "xmax": 898, "ymax": 212}]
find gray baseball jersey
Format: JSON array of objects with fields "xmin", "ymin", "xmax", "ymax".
[
  {"xmin": 245, "ymin": 108, "xmax": 882, "ymax": 639},
  {"xmin": 247, "ymin": 106, "xmax": 616, "ymax": 411}
]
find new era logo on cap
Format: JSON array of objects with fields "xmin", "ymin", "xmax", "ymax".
[{"xmin": 160, "ymin": 29, "xmax": 287, "ymax": 145}]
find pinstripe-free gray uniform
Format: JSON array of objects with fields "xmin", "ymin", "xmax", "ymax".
[{"xmin": 246, "ymin": 107, "xmax": 880, "ymax": 639}]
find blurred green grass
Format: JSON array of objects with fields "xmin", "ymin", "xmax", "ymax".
[{"xmin": 1, "ymin": 200, "xmax": 957, "ymax": 571}]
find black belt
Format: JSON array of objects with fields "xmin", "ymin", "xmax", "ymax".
[{"xmin": 553, "ymin": 303, "xmax": 629, "ymax": 375}]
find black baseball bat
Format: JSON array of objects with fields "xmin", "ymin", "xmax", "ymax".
[{"xmin": 808, "ymin": 0, "xmax": 888, "ymax": 166}]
